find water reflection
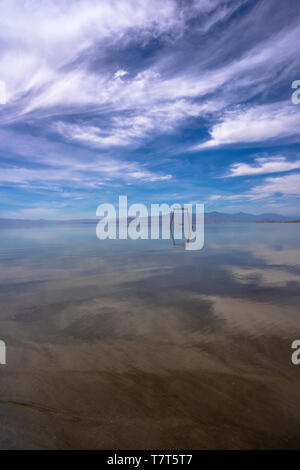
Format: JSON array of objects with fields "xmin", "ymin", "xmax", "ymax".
[{"xmin": 0, "ymin": 223, "xmax": 299, "ymax": 449}]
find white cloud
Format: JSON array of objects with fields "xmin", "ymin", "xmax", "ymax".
[
  {"xmin": 1, "ymin": 0, "xmax": 300, "ymax": 150},
  {"xmin": 250, "ymin": 173, "xmax": 300, "ymax": 198},
  {"xmin": 129, "ymin": 171, "xmax": 172, "ymax": 182},
  {"xmin": 54, "ymin": 98, "xmax": 216, "ymax": 147},
  {"xmin": 210, "ymin": 173, "xmax": 300, "ymax": 204},
  {"xmin": 0, "ymin": 0, "xmax": 231, "ymax": 115},
  {"xmin": 208, "ymin": 193, "xmax": 248, "ymax": 201},
  {"xmin": 114, "ymin": 70, "xmax": 128, "ymax": 79},
  {"xmin": 0, "ymin": 128, "xmax": 172, "ymax": 189},
  {"xmin": 226, "ymin": 156, "xmax": 300, "ymax": 177},
  {"xmin": 193, "ymin": 102, "xmax": 300, "ymax": 149},
  {"xmin": 0, "ymin": 164, "xmax": 172, "ymax": 189},
  {"xmin": 1, "ymin": 0, "xmax": 300, "ymax": 213}
]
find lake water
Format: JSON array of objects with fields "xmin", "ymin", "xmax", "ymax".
[{"xmin": 0, "ymin": 223, "xmax": 299, "ymax": 449}]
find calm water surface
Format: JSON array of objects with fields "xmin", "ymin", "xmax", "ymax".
[{"xmin": 0, "ymin": 223, "xmax": 300, "ymax": 449}]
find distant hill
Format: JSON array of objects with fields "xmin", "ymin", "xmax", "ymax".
[
  {"xmin": 0, "ymin": 212, "xmax": 298, "ymax": 224},
  {"xmin": 204, "ymin": 211, "xmax": 295, "ymax": 223},
  {"xmin": 0, "ymin": 218, "xmax": 98, "ymax": 224}
]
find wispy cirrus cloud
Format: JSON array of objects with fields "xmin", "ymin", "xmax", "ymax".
[
  {"xmin": 55, "ymin": 98, "xmax": 216, "ymax": 148},
  {"xmin": 225, "ymin": 156, "xmax": 300, "ymax": 177},
  {"xmin": 209, "ymin": 152, "xmax": 300, "ymax": 204},
  {"xmin": 193, "ymin": 102, "xmax": 300, "ymax": 150},
  {"xmin": 210, "ymin": 173, "xmax": 300, "ymax": 203},
  {"xmin": 0, "ymin": 163, "xmax": 172, "ymax": 189},
  {"xmin": 0, "ymin": 128, "xmax": 172, "ymax": 190},
  {"xmin": 0, "ymin": 1, "xmax": 238, "ymax": 121},
  {"xmin": 250, "ymin": 173, "xmax": 300, "ymax": 198},
  {"xmin": 2, "ymin": 1, "xmax": 299, "ymax": 135},
  {"xmin": 1, "ymin": 0, "xmax": 300, "ymax": 217}
]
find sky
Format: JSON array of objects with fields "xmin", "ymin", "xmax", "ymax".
[{"xmin": 0, "ymin": 0, "xmax": 300, "ymax": 219}]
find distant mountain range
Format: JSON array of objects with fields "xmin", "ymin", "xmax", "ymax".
[
  {"xmin": 0, "ymin": 212, "xmax": 299, "ymax": 224},
  {"xmin": 204, "ymin": 211, "xmax": 298, "ymax": 222}
]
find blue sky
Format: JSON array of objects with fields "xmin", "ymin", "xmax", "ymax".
[{"xmin": 0, "ymin": 0, "xmax": 300, "ymax": 219}]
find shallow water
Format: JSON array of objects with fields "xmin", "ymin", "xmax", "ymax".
[{"xmin": 0, "ymin": 223, "xmax": 300, "ymax": 449}]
